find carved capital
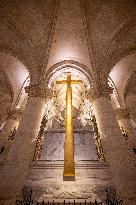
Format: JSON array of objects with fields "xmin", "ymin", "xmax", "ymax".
[
  {"xmin": 45, "ymin": 87, "xmax": 53, "ymax": 99},
  {"xmin": 87, "ymin": 84, "xmax": 113, "ymax": 101},
  {"xmin": 114, "ymin": 108, "xmax": 130, "ymax": 120},
  {"xmin": 7, "ymin": 108, "xmax": 22, "ymax": 120},
  {"xmin": 25, "ymin": 83, "xmax": 47, "ymax": 98}
]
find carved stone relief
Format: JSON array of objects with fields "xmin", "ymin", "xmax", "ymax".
[{"xmin": 32, "ymin": 184, "xmax": 108, "ymax": 202}]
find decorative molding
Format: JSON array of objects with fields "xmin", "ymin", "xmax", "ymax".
[
  {"xmin": 7, "ymin": 108, "xmax": 22, "ymax": 120},
  {"xmin": 34, "ymin": 185, "xmax": 99, "ymax": 200},
  {"xmin": 13, "ymin": 76, "xmax": 30, "ymax": 108},
  {"xmin": 33, "ymin": 116, "xmax": 47, "ymax": 161},
  {"xmin": 45, "ymin": 60, "xmax": 92, "ymax": 87},
  {"xmin": 108, "ymin": 76, "xmax": 122, "ymax": 107},
  {"xmin": 94, "ymin": 135, "xmax": 105, "ymax": 163},
  {"xmin": 45, "ymin": 87, "xmax": 53, "ymax": 100},
  {"xmin": 33, "ymin": 135, "xmax": 44, "ymax": 162},
  {"xmin": 91, "ymin": 115, "xmax": 105, "ymax": 162},
  {"xmin": 17, "ymin": 185, "xmax": 112, "ymax": 203}
]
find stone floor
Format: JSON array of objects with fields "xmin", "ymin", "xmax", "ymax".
[{"xmin": 26, "ymin": 160, "xmax": 112, "ymax": 204}]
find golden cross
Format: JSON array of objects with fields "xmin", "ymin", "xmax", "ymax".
[
  {"xmin": 56, "ymin": 75, "xmax": 82, "ymax": 181},
  {"xmin": 56, "ymin": 75, "xmax": 82, "ymax": 86}
]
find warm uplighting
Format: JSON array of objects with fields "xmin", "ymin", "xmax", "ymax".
[
  {"xmin": 79, "ymin": 99, "xmax": 94, "ymax": 126},
  {"xmin": 44, "ymin": 66, "xmax": 93, "ymax": 132}
]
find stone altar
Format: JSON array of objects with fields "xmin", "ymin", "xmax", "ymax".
[{"xmin": 27, "ymin": 120, "xmax": 112, "ymax": 203}]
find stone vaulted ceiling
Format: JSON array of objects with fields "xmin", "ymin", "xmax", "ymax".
[
  {"xmin": 84, "ymin": 0, "xmax": 136, "ymax": 83},
  {"xmin": 0, "ymin": 0, "xmax": 136, "ymax": 123},
  {"xmin": 46, "ymin": 0, "xmax": 91, "ymax": 72},
  {"xmin": 0, "ymin": 0, "xmax": 56, "ymax": 80}
]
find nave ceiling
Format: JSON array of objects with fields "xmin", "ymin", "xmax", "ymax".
[{"xmin": 0, "ymin": 0, "xmax": 136, "ymax": 124}]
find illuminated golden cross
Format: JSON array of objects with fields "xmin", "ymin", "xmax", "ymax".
[{"xmin": 56, "ymin": 75, "xmax": 82, "ymax": 180}]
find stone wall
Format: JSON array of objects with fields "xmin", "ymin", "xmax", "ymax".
[{"xmin": 40, "ymin": 129, "xmax": 98, "ymax": 162}]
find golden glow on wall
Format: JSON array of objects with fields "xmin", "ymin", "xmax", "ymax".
[
  {"xmin": 49, "ymin": 67, "xmax": 89, "ymax": 111},
  {"xmin": 44, "ymin": 67, "xmax": 93, "ymax": 131}
]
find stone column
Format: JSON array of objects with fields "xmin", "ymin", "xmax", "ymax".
[
  {"xmin": 115, "ymin": 108, "xmax": 136, "ymax": 149},
  {"xmin": 0, "ymin": 108, "xmax": 22, "ymax": 161},
  {"xmin": 91, "ymin": 85, "xmax": 136, "ymax": 205},
  {"xmin": 0, "ymin": 83, "xmax": 46, "ymax": 205},
  {"xmin": 0, "ymin": 108, "xmax": 21, "ymax": 140}
]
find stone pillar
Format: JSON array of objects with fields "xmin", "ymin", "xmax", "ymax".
[
  {"xmin": 0, "ymin": 83, "xmax": 46, "ymax": 205},
  {"xmin": 115, "ymin": 108, "xmax": 136, "ymax": 148},
  {"xmin": 91, "ymin": 85, "xmax": 136, "ymax": 205},
  {"xmin": 0, "ymin": 108, "xmax": 22, "ymax": 161},
  {"xmin": 0, "ymin": 108, "xmax": 21, "ymax": 140}
]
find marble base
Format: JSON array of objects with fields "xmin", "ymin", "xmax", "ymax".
[
  {"xmin": 40, "ymin": 130, "xmax": 98, "ymax": 162},
  {"xmin": 26, "ymin": 160, "xmax": 112, "ymax": 203}
]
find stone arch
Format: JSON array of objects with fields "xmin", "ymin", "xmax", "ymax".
[
  {"xmin": 0, "ymin": 48, "xmax": 31, "ymax": 78},
  {"xmin": 108, "ymin": 76, "xmax": 122, "ymax": 108},
  {"xmin": 45, "ymin": 60, "xmax": 93, "ymax": 87},
  {"xmin": 107, "ymin": 47, "xmax": 136, "ymax": 80},
  {"xmin": 105, "ymin": 18, "xmax": 136, "ymax": 78},
  {"xmin": 109, "ymin": 53, "xmax": 136, "ymax": 109},
  {"xmin": 13, "ymin": 76, "xmax": 30, "ymax": 109},
  {"xmin": 0, "ymin": 51, "xmax": 29, "ymax": 108}
]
